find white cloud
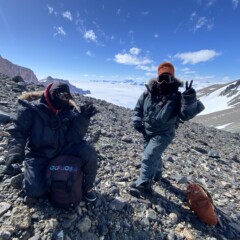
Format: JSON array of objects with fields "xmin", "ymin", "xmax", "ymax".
[
  {"xmin": 54, "ymin": 26, "xmax": 66, "ymax": 36},
  {"xmin": 195, "ymin": 17, "xmax": 208, "ymax": 30},
  {"xmin": 86, "ymin": 50, "xmax": 95, "ymax": 57},
  {"xmin": 190, "ymin": 12, "xmax": 197, "ymax": 21},
  {"xmin": 232, "ymin": 0, "xmax": 239, "ymax": 9},
  {"xmin": 84, "ymin": 30, "xmax": 97, "ymax": 42},
  {"xmin": 142, "ymin": 11, "xmax": 149, "ymax": 16},
  {"xmin": 114, "ymin": 53, "xmax": 149, "ymax": 65},
  {"xmin": 114, "ymin": 50, "xmax": 152, "ymax": 65},
  {"xmin": 129, "ymin": 48, "xmax": 141, "ymax": 55},
  {"xmin": 75, "ymin": 81, "xmax": 145, "ymax": 109},
  {"xmin": 181, "ymin": 67, "xmax": 196, "ymax": 74},
  {"xmin": 190, "ymin": 13, "xmax": 214, "ymax": 31},
  {"xmin": 114, "ymin": 48, "xmax": 152, "ymax": 66},
  {"xmin": 222, "ymin": 76, "xmax": 231, "ymax": 82},
  {"xmin": 175, "ymin": 49, "xmax": 221, "ymax": 64},
  {"xmin": 128, "ymin": 30, "xmax": 135, "ymax": 45},
  {"xmin": 207, "ymin": 0, "xmax": 216, "ymax": 7},
  {"xmin": 47, "ymin": 5, "xmax": 57, "ymax": 16},
  {"xmin": 47, "ymin": 6, "xmax": 54, "ymax": 14},
  {"xmin": 195, "ymin": 17, "xmax": 214, "ymax": 31},
  {"xmin": 136, "ymin": 65, "xmax": 157, "ymax": 72},
  {"xmin": 62, "ymin": 11, "xmax": 73, "ymax": 21}
]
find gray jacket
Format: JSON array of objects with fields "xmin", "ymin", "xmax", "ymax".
[{"xmin": 133, "ymin": 78, "xmax": 205, "ymax": 137}]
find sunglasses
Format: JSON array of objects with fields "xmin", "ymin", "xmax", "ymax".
[
  {"xmin": 55, "ymin": 91, "xmax": 71, "ymax": 100},
  {"xmin": 158, "ymin": 74, "xmax": 175, "ymax": 84}
]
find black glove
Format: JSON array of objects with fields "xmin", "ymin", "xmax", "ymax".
[
  {"xmin": 5, "ymin": 153, "xmax": 23, "ymax": 167},
  {"xmin": 2, "ymin": 164, "xmax": 22, "ymax": 176},
  {"xmin": 80, "ymin": 103, "xmax": 98, "ymax": 118},
  {"xmin": 2, "ymin": 154, "xmax": 22, "ymax": 176},
  {"xmin": 183, "ymin": 80, "xmax": 196, "ymax": 95},
  {"xmin": 133, "ymin": 120, "xmax": 145, "ymax": 134}
]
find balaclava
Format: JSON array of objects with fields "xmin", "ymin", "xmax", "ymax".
[
  {"xmin": 44, "ymin": 82, "xmax": 73, "ymax": 112},
  {"xmin": 157, "ymin": 62, "xmax": 178, "ymax": 95}
]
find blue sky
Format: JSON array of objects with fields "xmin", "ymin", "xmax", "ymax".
[{"xmin": 0, "ymin": 0, "xmax": 240, "ymax": 85}]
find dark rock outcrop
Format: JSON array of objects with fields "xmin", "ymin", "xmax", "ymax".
[
  {"xmin": 0, "ymin": 56, "xmax": 38, "ymax": 83},
  {"xmin": 0, "ymin": 73, "xmax": 239, "ymax": 240}
]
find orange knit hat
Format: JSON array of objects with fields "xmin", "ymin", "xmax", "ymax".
[{"xmin": 158, "ymin": 62, "xmax": 175, "ymax": 76}]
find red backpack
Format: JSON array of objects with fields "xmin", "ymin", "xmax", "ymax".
[{"xmin": 46, "ymin": 155, "xmax": 83, "ymax": 209}]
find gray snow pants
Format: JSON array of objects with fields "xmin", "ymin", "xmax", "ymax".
[
  {"xmin": 23, "ymin": 141, "xmax": 98, "ymax": 198},
  {"xmin": 135, "ymin": 131, "xmax": 175, "ymax": 187}
]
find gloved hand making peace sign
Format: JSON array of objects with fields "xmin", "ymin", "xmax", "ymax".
[{"xmin": 183, "ymin": 80, "xmax": 196, "ymax": 95}]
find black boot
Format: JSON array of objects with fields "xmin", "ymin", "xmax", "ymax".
[
  {"xmin": 153, "ymin": 169, "xmax": 162, "ymax": 182},
  {"xmin": 129, "ymin": 181, "xmax": 152, "ymax": 198}
]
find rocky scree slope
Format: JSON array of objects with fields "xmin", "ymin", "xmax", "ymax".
[{"xmin": 0, "ymin": 73, "xmax": 240, "ymax": 240}]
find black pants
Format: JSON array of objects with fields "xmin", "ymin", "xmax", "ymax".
[{"xmin": 23, "ymin": 141, "xmax": 98, "ymax": 198}]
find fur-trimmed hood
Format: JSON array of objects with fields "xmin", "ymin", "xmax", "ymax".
[
  {"xmin": 18, "ymin": 91, "xmax": 79, "ymax": 111},
  {"xmin": 146, "ymin": 77, "xmax": 183, "ymax": 93}
]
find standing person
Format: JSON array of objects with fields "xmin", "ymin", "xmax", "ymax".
[
  {"xmin": 3, "ymin": 82, "xmax": 98, "ymax": 202},
  {"xmin": 130, "ymin": 62, "xmax": 205, "ymax": 195}
]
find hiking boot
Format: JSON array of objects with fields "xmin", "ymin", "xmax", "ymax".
[
  {"xmin": 84, "ymin": 189, "xmax": 97, "ymax": 202},
  {"xmin": 153, "ymin": 170, "xmax": 162, "ymax": 182},
  {"xmin": 128, "ymin": 181, "xmax": 152, "ymax": 197},
  {"xmin": 23, "ymin": 196, "xmax": 37, "ymax": 206}
]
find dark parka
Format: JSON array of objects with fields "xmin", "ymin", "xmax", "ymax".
[
  {"xmin": 7, "ymin": 91, "xmax": 90, "ymax": 163},
  {"xmin": 133, "ymin": 78, "xmax": 205, "ymax": 137}
]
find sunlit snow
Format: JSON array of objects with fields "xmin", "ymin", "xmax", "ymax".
[
  {"xmin": 216, "ymin": 123, "xmax": 233, "ymax": 129},
  {"xmin": 75, "ymin": 81, "xmax": 145, "ymax": 109},
  {"xmin": 199, "ymin": 81, "xmax": 239, "ymax": 115}
]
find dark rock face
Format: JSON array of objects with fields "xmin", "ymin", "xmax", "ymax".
[
  {"xmin": 0, "ymin": 73, "xmax": 240, "ymax": 240},
  {"xmin": 220, "ymin": 80, "xmax": 240, "ymax": 97},
  {"xmin": 0, "ymin": 56, "xmax": 38, "ymax": 83}
]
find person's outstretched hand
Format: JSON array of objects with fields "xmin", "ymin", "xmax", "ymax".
[
  {"xmin": 80, "ymin": 102, "xmax": 98, "ymax": 118},
  {"xmin": 183, "ymin": 80, "xmax": 196, "ymax": 95}
]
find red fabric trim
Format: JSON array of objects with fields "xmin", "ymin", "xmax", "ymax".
[{"xmin": 44, "ymin": 83, "xmax": 61, "ymax": 114}]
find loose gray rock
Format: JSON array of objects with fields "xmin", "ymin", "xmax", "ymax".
[
  {"xmin": 0, "ymin": 74, "xmax": 239, "ymax": 240},
  {"xmin": 0, "ymin": 202, "xmax": 11, "ymax": 216}
]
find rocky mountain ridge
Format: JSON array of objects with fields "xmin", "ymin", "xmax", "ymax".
[
  {"xmin": 194, "ymin": 80, "xmax": 240, "ymax": 133},
  {"xmin": 0, "ymin": 56, "xmax": 90, "ymax": 95},
  {"xmin": 0, "ymin": 73, "xmax": 240, "ymax": 240},
  {"xmin": 0, "ymin": 56, "xmax": 38, "ymax": 84},
  {"xmin": 39, "ymin": 76, "xmax": 91, "ymax": 95}
]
